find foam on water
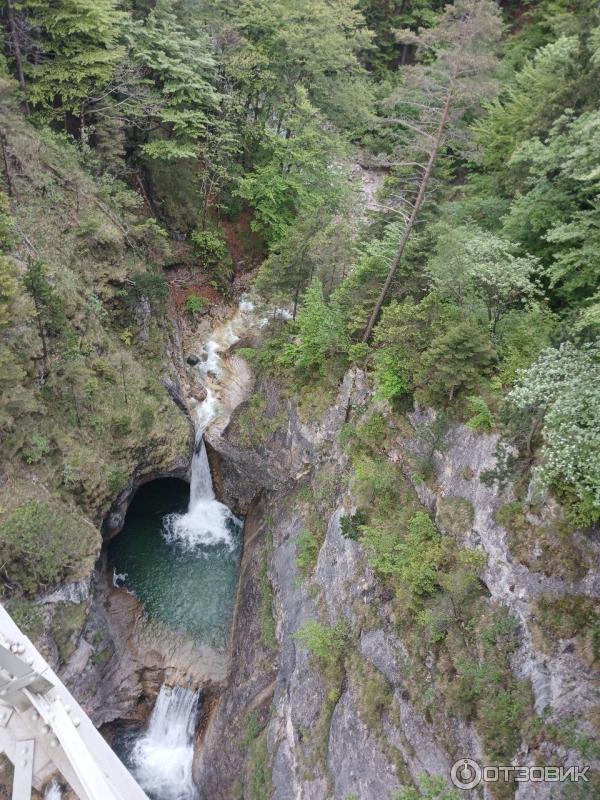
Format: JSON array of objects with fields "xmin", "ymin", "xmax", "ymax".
[{"xmin": 131, "ymin": 684, "xmax": 200, "ymax": 800}]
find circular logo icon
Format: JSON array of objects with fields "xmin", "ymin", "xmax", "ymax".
[{"xmin": 451, "ymin": 758, "xmax": 482, "ymax": 790}]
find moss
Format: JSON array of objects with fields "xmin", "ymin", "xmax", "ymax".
[
  {"xmin": 349, "ymin": 654, "xmax": 393, "ymax": 731},
  {"xmin": 258, "ymin": 559, "xmax": 277, "ymax": 652},
  {"xmin": 437, "ymin": 495, "xmax": 474, "ymax": 536},
  {"xmin": 496, "ymin": 501, "xmax": 589, "ymax": 581},
  {"xmin": 534, "ymin": 595, "xmax": 600, "ymax": 666},
  {"xmin": 231, "ymin": 392, "xmax": 286, "ymax": 449},
  {"xmin": 50, "ymin": 602, "xmax": 89, "ymax": 664},
  {"xmin": 0, "ymin": 497, "xmax": 97, "ymax": 595},
  {"xmin": 91, "ymin": 646, "xmax": 112, "ymax": 668},
  {"xmin": 244, "ymin": 728, "xmax": 272, "ymax": 800},
  {"xmin": 5, "ymin": 597, "xmax": 44, "ymax": 641},
  {"xmin": 294, "ymin": 620, "xmax": 349, "ymax": 765}
]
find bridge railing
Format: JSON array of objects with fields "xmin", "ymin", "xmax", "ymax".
[{"xmin": 0, "ymin": 604, "xmax": 149, "ymax": 800}]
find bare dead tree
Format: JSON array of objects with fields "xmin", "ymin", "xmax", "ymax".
[{"xmin": 362, "ymin": 0, "xmax": 502, "ymax": 342}]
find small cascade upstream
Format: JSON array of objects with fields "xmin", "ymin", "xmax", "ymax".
[{"xmin": 131, "ymin": 685, "xmax": 200, "ymax": 800}]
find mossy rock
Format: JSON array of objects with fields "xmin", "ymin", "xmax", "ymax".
[
  {"xmin": 50, "ymin": 601, "xmax": 89, "ymax": 664},
  {"xmin": 496, "ymin": 502, "xmax": 589, "ymax": 581},
  {"xmin": 534, "ymin": 594, "xmax": 600, "ymax": 667},
  {"xmin": 4, "ymin": 597, "xmax": 44, "ymax": 641},
  {"xmin": 0, "ymin": 493, "xmax": 98, "ymax": 596},
  {"xmin": 437, "ymin": 495, "xmax": 475, "ymax": 536}
]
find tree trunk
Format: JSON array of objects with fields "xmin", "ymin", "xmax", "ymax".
[
  {"xmin": 6, "ymin": 0, "xmax": 29, "ymax": 113},
  {"xmin": 0, "ymin": 130, "xmax": 15, "ymax": 197},
  {"xmin": 362, "ymin": 65, "xmax": 460, "ymax": 343}
]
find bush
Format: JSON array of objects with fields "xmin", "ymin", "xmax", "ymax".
[
  {"xmin": 295, "ymin": 529, "xmax": 321, "ymax": 577},
  {"xmin": 362, "ymin": 511, "xmax": 447, "ymax": 599},
  {"xmin": 191, "ymin": 229, "xmax": 228, "ymax": 264},
  {"xmin": 132, "ymin": 270, "xmax": 169, "ymax": 309},
  {"xmin": 294, "ymin": 619, "xmax": 349, "ymax": 681},
  {"xmin": 110, "ymin": 414, "xmax": 132, "ymax": 437},
  {"xmin": 0, "ymin": 500, "xmax": 96, "ymax": 595},
  {"xmin": 340, "ymin": 509, "xmax": 368, "ymax": 540},
  {"xmin": 184, "ymin": 293, "xmax": 210, "ymax": 315},
  {"xmin": 22, "ymin": 434, "xmax": 50, "ymax": 464},
  {"xmin": 466, "ymin": 395, "xmax": 494, "ymax": 432},
  {"xmin": 107, "ymin": 467, "xmax": 128, "ymax": 493},
  {"xmin": 140, "ymin": 406, "xmax": 155, "ymax": 433}
]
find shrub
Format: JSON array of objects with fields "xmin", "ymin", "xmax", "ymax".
[
  {"xmin": 466, "ymin": 395, "xmax": 494, "ymax": 432},
  {"xmin": 107, "ymin": 467, "xmax": 128, "ymax": 493},
  {"xmin": 437, "ymin": 496, "xmax": 475, "ymax": 535},
  {"xmin": 191, "ymin": 229, "xmax": 228, "ymax": 264},
  {"xmin": 110, "ymin": 414, "xmax": 132, "ymax": 438},
  {"xmin": 22, "ymin": 434, "xmax": 50, "ymax": 464},
  {"xmin": 132, "ymin": 270, "xmax": 169, "ymax": 309},
  {"xmin": 184, "ymin": 293, "xmax": 210, "ymax": 315},
  {"xmin": 246, "ymin": 733, "xmax": 271, "ymax": 800},
  {"xmin": 295, "ymin": 529, "xmax": 321, "ymax": 577},
  {"xmin": 140, "ymin": 406, "xmax": 155, "ymax": 433},
  {"xmin": 0, "ymin": 500, "xmax": 96, "ymax": 594},
  {"xmin": 340, "ymin": 509, "xmax": 368, "ymax": 540},
  {"xmin": 396, "ymin": 775, "xmax": 461, "ymax": 800},
  {"xmin": 294, "ymin": 619, "xmax": 349, "ymax": 681},
  {"xmin": 362, "ymin": 511, "xmax": 447, "ymax": 599}
]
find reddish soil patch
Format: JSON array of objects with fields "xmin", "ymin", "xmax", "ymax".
[
  {"xmin": 221, "ymin": 209, "xmax": 265, "ymax": 273},
  {"xmin": 166, "ymin": 264, "xmax": 222, "ymax": 311}
]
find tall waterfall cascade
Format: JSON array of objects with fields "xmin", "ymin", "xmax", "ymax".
[{"xmin": 131, "ymin": 685, "xmax": 200, "ymax": 800}]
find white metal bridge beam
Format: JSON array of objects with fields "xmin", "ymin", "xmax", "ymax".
[{"xmin": 0, "ymin": 603, "xmax": 149, "ymax": 800}]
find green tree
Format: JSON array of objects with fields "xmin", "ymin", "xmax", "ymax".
[
  {"xmin": 416, "ymin": 320, "xmax": 495, "ymax": 404},
  {"xmin": 508, "ymin": 342, "xmax": 600, "ymax": 521},
  {"xmin": 427, "ymin": 225, "xmax": 540, "ymax": 332},
  {"xmin": 503, "ymin": 110, "xmax": 600, "ymax": 308},
  {"xmin": 473, "ymin": 36, "xmax": 582, "ymax": 174},
  {"xmin": 236, "ymin": 94, "xmax": 347, "ymax": 245},
  {"xmin": 23, "ymin": 260, "xmax": 65, "ymax": 375},
  {"xmin": 358, "ymin": 0, "xmax": 444, "ymax": 73},
  {"xmin": 362, "ymin": 0, "xmax": 502, "ymax": 340},
  {"xmin": 22, "ymin": 0, "xmax": 126, "ymax": 126},
  {"xmin": 124, "ymin": 2, "xmax": 220, "ymax": 160},
  {"xmin": 222, "ymin": 0, "xmax": 373, "ymax": 131},
  {"xmin": 373, "ymin": 294, "xmax": 494, "ymax": 404},
  {"xmin": 291, "ymin": 278, "xmax": 349, "ymax": 374}
]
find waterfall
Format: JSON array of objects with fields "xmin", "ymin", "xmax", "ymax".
[
  {"xmin": 190, "ymin": 439, "xmax": 215, "ymax": 505},
  {"xmin": 43, "ymin": 783, "xmax": 62, "ymax": 800},
  {"xmin": 132, "ymin": 684, "xmax": 200, "ymax": 800}
]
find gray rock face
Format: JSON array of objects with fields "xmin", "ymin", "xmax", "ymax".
[
  {"xmin": 426, "ymin": 422, "xmax": 600, "ymax": 733},
  {"xmin": 328, "ymin": 687, "xmax": 401, "ymax": 800},
  {"xmin": 199, "ymin": 364, "xmax": 600, "ymax": 800}
]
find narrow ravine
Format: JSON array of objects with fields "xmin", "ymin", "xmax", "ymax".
[{"xmin": 106, "ymin": 297, "xmax": 270, "ymax": 799}]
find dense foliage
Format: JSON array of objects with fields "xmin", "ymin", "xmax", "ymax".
[{"xmin": 2, "ymin": 0, "xmax": 600, "ymax": 793}]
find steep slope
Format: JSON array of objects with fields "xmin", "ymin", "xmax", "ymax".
[
  {"xmin": 198, "ymin": 361, "xmax": 600, "ymax": 800},
  {"xmin": 0, "ymin": 72, "xmax": 190, "ymax": 647}
]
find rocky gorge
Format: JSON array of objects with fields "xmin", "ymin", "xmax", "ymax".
[{"xmin": 2, "ymin": 272, "xmax": 599, "ymax": 799}]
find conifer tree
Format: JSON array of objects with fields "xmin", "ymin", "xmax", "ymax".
[
  {"xmin": 21, "ymin": 0, "xmax": 126, "ymax": 127},
  {"xmin": 362, "ymin": 0, "xmax": 502, "ymax": 341}
]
